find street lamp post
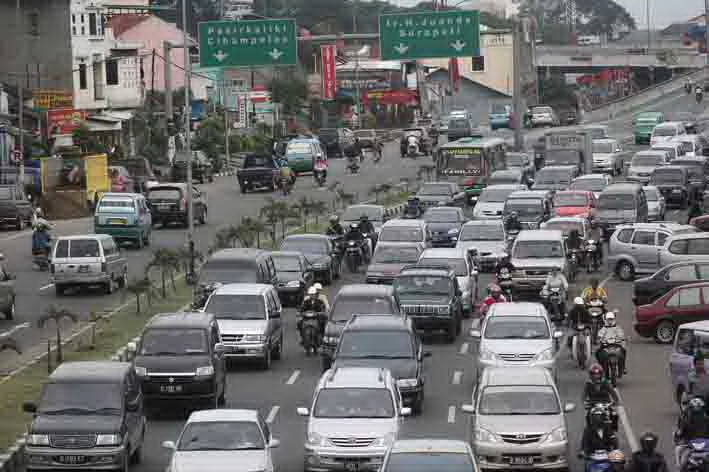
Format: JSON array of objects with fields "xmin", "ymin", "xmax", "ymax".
[{"xmin": 182, "ymin": 0, "xmax": 195, "ymax": 283}]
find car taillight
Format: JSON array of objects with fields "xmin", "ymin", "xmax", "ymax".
[
  {"xmin": 50, "ymin": 263, "xmax": 55, "ymax": 274},
  {"xmin": 180, "ymin": 197, "xmax": 187, "ymax": 211},
  {"xmin": 463, "ymin": 177, "xmax": 475, "ymax": 187}
]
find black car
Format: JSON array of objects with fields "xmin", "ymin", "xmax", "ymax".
[
  {"xmin": 321, "ymin": 284, "xmax": 401, "ymax": 370},
  {"xmin": 0, "ymin": 183, "xmax": 32, "ymax": 230},
  {"xmin": 415, "ymin": 182, "xmax": 467, "ymax": 208},
  {"xmin": 280, "ymin": 234, "xmax": 341, "ymax": 285},
  {"xmin": 669, "ymin": 156, "xmax": 709, "ymax": 203},
  {"xmin": 318, "ymin": 128, "xmax": 357, "ymax": 158},
  {"xmin": 23, "ymin": 361, "xmax": 146, "ymax": 471},
  {"xmin": 633, "ymin": 261, "xmax": 709, "ymax": 306},
  {"xmin": 147, "ymin": 183, "xmax": 208, "ymax": 227},
  {"xmin": 394, "ymin": 264, "xmax": 464, "ymax": 342},
  {"xmin": 237, "ymin": 153, "xmax": 278, "ymax": 193},
  {"xmin": 333, "ymin": 314, "xmax": 430, "ymax": 414},
  {"xmin": 171, "ymin": 150, "xmax": 214, "ymax": 184},
  {"xmin": 531, "ymin": 165, "xmax": 577, "ymax": 192},
  {"xmin": 271, "ymin": 251, "xmax": 314, "ymax": 306},
  {"xmin": 423, "ymin": 207, "xmax": 465, "ymax": 248},
  {"xmin": 132, "ymin": 312, "xmax": 227, "ymax": 409},
  {"xmin": 650, "ymin": 167, "xmax": 690, "ymax": 207}
]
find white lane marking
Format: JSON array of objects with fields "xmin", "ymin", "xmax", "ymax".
[
  {"xmin": 447, "ymin": 405, "xmax": 456, "ymax": 423},
  {"xmin": 459, "ymin": 342, "xmax": 469, "ymax": 355},
  {"xmin": 39, "ymin": 283, "xmax": 54, "ymax": 291},
  {"xmin": 599, "ymin": 273, "xmax": 613, "ymax": 289},
  {"xmin": 0, "ymin": 322, "xmax": 30, "ymax": 338},
  {"xmin": 452, "ymin": 371, "xmax": 463, "ymax": 385},
  {"xmin": 266, "ymin": 405, "xmax": 280, "ymax": 424},
  {"xmin": 286, "ymin": 369, "xmax": 301, "ymax": 385},
  {"xmin": 614, "ymin": 387, "xmax": 639, "ymax": 452}
]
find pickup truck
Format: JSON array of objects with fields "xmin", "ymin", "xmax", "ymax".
[
  {"xmin": 0, "ymin": 184, "xmax": 32, "ymax": 230},
  {"xmin": 237, "ymin": 153, "xmax": 278, "ymax": 193}
]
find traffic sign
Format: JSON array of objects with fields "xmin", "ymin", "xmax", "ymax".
[
  {"xmin": 198, "ymin": 19, "xmax": 297, "ymax": 68},
  {"xmin": 379, "ymin": 10, "xmax": 480, "ymax": 60}
]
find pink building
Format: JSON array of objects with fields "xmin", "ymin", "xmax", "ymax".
[{"xmin": 108, "ymin": 14, "xmax": 209, "ymax": 99}]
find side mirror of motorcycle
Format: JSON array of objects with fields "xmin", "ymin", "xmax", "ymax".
[
  {"xmin": 553, "ymin": 330, "xmax": 564, "ymax": 339},
  {"xmin": 564, "ymin": 402, "xmax": 576, "ymax": 413}
]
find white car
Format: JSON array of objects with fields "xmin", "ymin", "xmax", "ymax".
[
  {"xmin": 650, "ymin": 121, "xmax": 686, "ymax": 147},
  {"xmin": 162, "ymin": 409, "xmax": 279, "ymax": 472},
  {"xmin": 569, "ymin": 173, "xmax": 613, "ymax": 199},
  {"xmin": 592, "ymin": 138, "xmax": 624, "ymax": 175}
]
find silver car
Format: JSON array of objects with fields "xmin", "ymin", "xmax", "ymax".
[
  {"xmin": 569, "ymin": 174, "xmax": 613, "ymax": 199},
  {"xmin": 509, "ymin": 230, "xmax": 568, "ymax": 296},
  {"xmin": 660, "ymin": 232, "xmax": 709, "ymax": 267},
  {"xmin": 627, "ymin": 150, "xmax": 669, "ymax": 184},
  {"xmin": 592, "ymin": 138, "xmax": 625, "ymax": 175},
  {"xmin": 462, "ymin": 367, "xmax": 574, "ymax": 470},
  {"xmin": 456, "ymin": 220, "xmax": 508, "ymax": 272},
  {"xmin": 472, "ymin": 184, "xmax": 527, "ymax": 220},
  {"xmin": 366, "ymin": 242, "xmax": 425, "ymax": 284},
  {"xmin": 643, "ymin": 185, "xmax": 666, "ymax": 221}
]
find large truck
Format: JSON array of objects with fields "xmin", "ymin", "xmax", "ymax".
[{"xmin": 543, "ymin": 130, "xmax": 593, "ymax": 176}]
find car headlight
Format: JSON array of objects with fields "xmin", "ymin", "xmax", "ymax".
[
  {"xmin": 243, "ymin": 334, "xmax": 267, "ymax": 343},
  {"xmin": 286, "ymin": 280, "xmax": 302, "ymax": 287},
  {"xmin": 195, "ymin": 365, "xmax": 215, "ymax": 376},
  {"xmin": 448, "ymin": 228, "xmax": 460, "ymax": 235},
  {"xmin": 28, "ymin": 434, "xmax": 50, "ymax": 446},
  {"xmin": 323, "ymin": 336, "xmax": 338, "ymax": 345},
  {"xmin": 397, "ymin": 378, "xmax": 419, "ymax": 388},
  {"xmin": 96, "ymin": 434, "xmax": 122, "ymax": 446},
  {"xmin": 543, "ymin": 427, "xmax": 567, "ymax": 443},
  {"xmin": 533, "ymin": 348, "xmax": 554, "ymax": 362},
  {"xmin": 134, "ymin": 366, "xmax": 147, "ymax": 377},
  {"xmin": 479, "ymin": 349, "xmax": 499, "ymax": 362},
  {"xmin": 307, "ymin": 431, "xmax": 327, "ymax": 447},
  {"xmin": 474, "ymin": 427, "xmax": 498, "ymax": 443},
  {"xmin": 373, "ymin": 433, "xmax": 396, "ymax": 447},
  {"xmin": 528, "ymin": 222, "xmax": 539, "ymax": 229}
]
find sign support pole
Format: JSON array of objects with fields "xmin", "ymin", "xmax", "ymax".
[
  {"xmin": 181, "ymin": 0, "xmax": 195, "ymax": 283},
  {"xmin": 16, "ymin": 0, "xmax": 24, "ymax": 194},
  {"xmin": 513, "ymin": 21, "xmax": 524, "ymax": 151}
]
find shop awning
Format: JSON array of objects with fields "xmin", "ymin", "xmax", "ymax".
[{"xmin": 84, "ymin": 119, "xmax": 122, "ymax": 132}]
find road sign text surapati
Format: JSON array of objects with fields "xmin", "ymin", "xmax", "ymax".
[
  {"xmin": 379, "ymin": 11, "xmax": 480, "ymax": 60},
  {"xmin": 198, "ymin": 19, "xmax": 297, "ymax": 68}
]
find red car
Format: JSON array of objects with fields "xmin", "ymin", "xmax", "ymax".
[
  {"xmin": 634, "ymin": 281, "xmax": 709, "ymax": 344},
  {"xmin": 553, "ymin": 190, "xmax": 595, "ymax": 219}
]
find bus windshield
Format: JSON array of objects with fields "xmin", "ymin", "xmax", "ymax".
[{"xmin": 440, "ymin": 148, "xmax": 483, "ymax": 176}]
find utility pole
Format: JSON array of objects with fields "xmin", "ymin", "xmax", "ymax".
[
  {"xmin": 223, "ymin": 82, "xmax": 230, "ymax": 167},
  {"xmin": 353, "ymin": 5, "xmax": 361, "ymax": 129},
  {"xmin": 16, "ymin": 0, "xmax": 24, "ymax": 190},
  {"xmin": 181, "ymin": 0, "xmax": 195, "ymax": 283},
  {"xmin": 512, "ymin": 20, "xmax": 524, "ymax": 151},
  {"xmin": 705, "ymin": 0, "xmax": 709, "ymax": 81},
  {"xmin": 163, "ymin": 41, "xmax": 173, "ymax": 133},
  {"xmin": 646, "ymin": 0, "xmax": 651, "ymax": 51}
]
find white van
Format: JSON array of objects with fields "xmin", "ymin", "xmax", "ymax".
[{"xmin": 651, "ymin": 122, "xmax": 686, "ymax": 147}]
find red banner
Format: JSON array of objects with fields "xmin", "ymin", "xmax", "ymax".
[
  {"xmin": 449, "ymin": 58, "xmax": 460, "ymax": 92},
  {"xmin": 321, "ymin": 44, "xmax": 336, "ymax": 102},
  {"xmin": 368, "ymin": 89, "xmax": 417, "ymax": 105},
  {"xmin": 47, "ymin": 108, "xmax": 87, "ymax": 137}
]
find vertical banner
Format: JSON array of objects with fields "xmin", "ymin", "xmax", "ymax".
[
  {"xmin": 449, "ymin": 58, "xmax": 460, "ymax": 92},
  {"xmin": 321, "ymin": 44, "xmax": 336, "ymax": 102}
]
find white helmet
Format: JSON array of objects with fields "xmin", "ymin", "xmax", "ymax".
[
  {"xmin": 307, "ymin": 286, "xmax": 317, "ymax": 296},
  {"xmin": 313, "ymin": 283, "xmax": 323, "ymax": 292},
  {"xmin": 574, "ymin": 297, "xmax": 584, "ymax": 306},
  {"xmin": 604, "ymin": 311, "xmax": 616, "ymax": 327},
  {"xmin": 34, "ymin": 207, "xmax": 43, "ymax": 218}
]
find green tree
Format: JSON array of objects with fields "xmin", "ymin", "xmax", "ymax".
[
  {"xmin": 268, "ymin": 76, "xmax": 308, "ymax": 116},
  {"xmin": 294, "ymin": 196, "xmax": 313, "ymax": 231},
  {"xmin": 193, "ymin": 114, "xmax": 225, "ymax": 170},
  {"xmin": 310, "ymin": 200, "xmax": 328, "ymax": 226},
  {"xmin": 260, "ymin": 197, "xmax": 287, "ymax": 243},
  {"xmin": 243, "ymin": 216, "xmax": 267, "ymax": 248},
  {"xmin": 37, "ymin": 306, "xmax": 78, "ymax": 365}
]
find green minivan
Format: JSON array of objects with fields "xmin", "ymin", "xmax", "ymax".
[
  {"xmin": 94, "ymin": 193, "xmax": 152, "ymax": 248},
  {"xmin": 285, "ymin": 138, "xmax": 325, "ymax": 173},
  {"xmin": 633, "ymin": 111, "xmax": 665, "ymax": 145}
]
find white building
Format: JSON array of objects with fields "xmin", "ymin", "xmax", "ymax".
[{"xmin": 70, "ymin": 0, "xmax": 144, "ymax": 111}]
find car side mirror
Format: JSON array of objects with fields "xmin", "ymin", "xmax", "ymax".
[
  {"xmin": 23, "ymin": 401, "xmax": 37, "ymax": 414},
  {"xmin": 469, "ymin": 329, "xmax": 481, "ymax": 338},
  {"xmin": 423, "ymin": 351, "xmax": 432, "ymax": 358},
  {"xmin": 400, "ymin": 407, "xmax": 412, "ymax": 417},
  {"xmin": 564, "ymin": 402, "xmax": 576, "ymax": 413},
  {"xmin": 297, "ymin": 407, "xmax": 310, "ymax": 416},
  {"xmin": 126, "ymin": 398, "xmax": 140, "ymax": 412},
  {"xmin": 271, "ymin": 310, "xmax": 281, "ymax": 319},
  {"xmin": 162, "ymin": 440, "xmax": 176, "ymax": 450},
  {"xmin": 461, "ymin": 404, "xmax": 475, "ymax": 414}
]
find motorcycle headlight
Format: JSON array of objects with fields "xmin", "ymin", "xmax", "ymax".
[
  {"xmin": 323, "ymin": 336, "xmax": 338, "ymax": 345},
  {"xmin": 307, "ymin": 432, "xmax": 327, "ymax": 447},
  {"xmin": 96, "ymin": 434, "xmax": 122, "ymax": 446},
  {"xmin": 543, "ymin": 427, "xmax": 567, "ymax": 443},
  {"xmin": 533, "ymin": 348, "xmax": 554, "ymax": 362},
  {"xmin": 474, "ymin": 427, "xmax": 499, "ymax": 443},
  {"xmin": 448, "ymin": 228, "xmax": 460, "ymax": 235},
  {"xmin": 243, "ymin": 334, "xmax": 267, "ymax": 343},
  {"xmin": 134, "ymin": 366, "xmax": 147, "ymax": 377},
  {"xmin": 28, "ymin": 434, "xmax": 50, "ymax": 446},
  {"xmin": 397, "ymin": 378, "xmax": 419, "ymax": 388},
  {"xmin": 195, "ymin": 365, "xmax": 215, "ymax": 376},
  {"xmin": 479, "ymin": 349, "xmax": 499, "ymax": 362},
  {"xmin": 286, "ymin": 280, "xmax": 302, "ymax": 287}
]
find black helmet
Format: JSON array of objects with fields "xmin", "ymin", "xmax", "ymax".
[
  {"xmin": 640, "ymin": 432, "xmax": 658, "ymax": 454},
  {"xmin": 360, "ymin": 214, "xmax": 369, "ymax": 222}
]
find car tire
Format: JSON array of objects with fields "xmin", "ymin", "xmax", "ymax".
[
  {"xmin": 136, "ymin": 235, "xmax": 143, "ymax": 249},
  {"xmin": 16, "ymin": 217, "xmax": 24, "ymax": 231},
  {"xmin": 273, "ymin": 333, "xmax": 283, "ymax": 360},
  {"xmin": 240, "ymin": 185, "xmax": 247, "ymax": 194},
  {"xmin": 55, "ymin": 284, "xmax": 66, "ymax": 296},
  {"xmin": 260, "ymin": 346, "xmax": 272, "ymax": 370},
  {"xmin": 446, "ymin": 319, "xmax": 457, "ymax": 343},
  {"xmin": 654, "ymin": 320, "xmax": 676, "ymax": 344},
  {"xmin": 143, "ymin": 232, "xmax": 150, "ymax": 246},
  {"xmin": 413, "ymin": 389, "xmax": 424, "ymax": 415},
  {"xmin": 616, "ymin": 261, "xmax": 635, "ymax": 281},
  {"xmin": 6, "ymin": 299, "xmax": 14, "ymax": 320},
  {"xmin": 105, "ymin": 277, "xmax": 115, "ymax": 295}
]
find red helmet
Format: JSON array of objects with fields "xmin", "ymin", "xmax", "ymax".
[{"xmin": 589, "ymin": 363, "xmax": 603, "ymax": 382}]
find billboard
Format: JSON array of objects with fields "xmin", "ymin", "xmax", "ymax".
[
  {"xmin": 47, "ymin": 108, "xmax": 87, "ymax": 137},
  {"xmin": 321, "ymin": 44, "xmax": 337, "ymax": 101}
]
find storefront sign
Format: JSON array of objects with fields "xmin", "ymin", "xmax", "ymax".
[
  {"xmin": 367, "ymin": 89, "xmax": 417, "ymax": 105},
  {"xmin": 47, "ymin": 108, "xmax": 87, "ymax": 137},
  {"xmin": 321, "ymin": 44, "xmax": 337, "ymax": 101},
  {"xmin": 33, "ymin": 90, "xmax": 73, "ymax": 109}
]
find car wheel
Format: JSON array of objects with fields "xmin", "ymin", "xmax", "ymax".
[
  {"xmin": 446, "ymin": 319, "xmax": 457, "ymax": 343},
  {"xmin": 655, "ymin": 320, "xmax": 676, "ymax": 344},
  {"xmin": 273, "ymin": 333, "xmax": 283, "ymax": 360},
  {"xmin": 16, "ymin": 217, "xmax": 24, "ymax": 231},
  {"xmin": 105, "ymin": 277, "xmax": 115, "ymax": 295},
  {"xmin": 119, "ymin": 269, "xmax": 128, "ymax": 288},
  {"xmin": 616, "ymin": 261, "xmax": 635, "ymax": 281},
  {"xmin": 6, "ymin": 299, "xmax": 14, "ymax": 320},
  {"xmin": 260, "ymin": 346, "xmax": 272, "ymax": 370},
  {"xmin": 413, "ymin": 389, "xmax": 424, "ymax": 415},
  {"xmin": 143, "ymin": 232, "xmax": 150, "ymax": 246},
  {"xmin": 55, "ymin": 284, "xmax": 66, "ymax": 296},
  {"xmin": 240, "ymin": 185, "xmax": 247, "ymax": 193}
]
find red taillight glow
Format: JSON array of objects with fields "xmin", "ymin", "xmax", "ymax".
[{"xmin": 180, "ymin": 197, "xmax": 187, "ymax": 211}]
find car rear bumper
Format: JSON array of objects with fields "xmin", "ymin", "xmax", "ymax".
[
  {"xmin": 305, "ymin": 446, "xmax": 387, "ymax": 472},
  {"xmin": 408, "ymin": 315, "xmax": 454, "ymax": 331},
  {"xmin": 52, "ymin": 273, "xmax": 110, "ymax": 285},
  {"xmin": 152, "ymin": 210, "xmax": 187, "ymax": 222},
  {"xmin": 95, "ymin": 225, "xmax": 142, "ymax": 239},
  {"xmin": 221, "ymin": 342, "xmax": 268, "ymax": 359}
]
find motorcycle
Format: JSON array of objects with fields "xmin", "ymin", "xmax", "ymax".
[
  {"xmin": 697, "ymin": 90, "xmax": 704, "ymax": 104},
  {"xmin": 347, "ymin": 156, "xmax": 360, "ymax": 174},
  {"xmin": 32, "ymin": 247, "xmax": 51, "ymax": 271},
  {"xmin": 586, "ymin": 240, "xmax": 598, "ymax": 273},
  {"xmin": 345, "ymin": 239, "xmax": 364, "ymax": 272},
  {"xmin": 313, "ymin": 163, "xmax": 327, "ymax": 187},
  {"xmin": 299, "ymin": 311, "xmax": 322, "ymax": 355},
  {"xmin": 280, "ymin": 176, "xmax": 292, "ymax": 196},
  {"xmin": 587, "ymin": 299, "xmax": 606, "ymax": 344},
  {"xmin": 686, "ymin": 82, "xmax": 694, "ymax": 94},
  {"xmin": 572, "ymin": 322, "xmax": 592, "ymax": 369},
  {"xmin": 541, "ymin": 287, "xmax": 565, "ymax": 325},
  {"xmin": 599, "ymin": 342, "xmax": 624, "ymax": 386},
  {"xmin": 568, "ymin": 249, "xmax": 581, "ymax": 283},
  {"xmin": 373, "ymin": 147, "xmax": 382, "ymax": 163},
  {"xmin": 582, "ymin": 450, "xmax": 613, "ymax": 472},
  {"xmin": 497, "ymin": 267, "xmax": 513, "ymax": 302},
  {"xmin": 682, "ymin": 438, "xmax": 709, "ymax": 472},
  {"xmin": 585, "ymin": 401, "xmax": 618, "ymax": 432}
]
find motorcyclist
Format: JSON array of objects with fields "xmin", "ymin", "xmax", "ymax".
[
  {"xmin": 496, "ymin": 255, "xmax": 515, "ymax": 277},
  {"xmin": 298, "ymin": 286, "xmax": 328, "ymax": 343},
  {"xmin": 583, "ymin": 363, "xmax": 619, "ymax": 406},
  {"xmin": 675, "ymin": 397, "xmax": 709, "ymax": 468},
  {"xmin": 505, "ymin": 211, "xmax": 523, "ymax": 233},
  {"xmin": 313, "ymin": 282, "xmax": 330, "ymax": 312},
  {"xmin": 582, "ymin": 278, "xmax": 608, "ymax": 305},
  {"xmin": 588, "ymin": 219, "xmax": 603, "ymax": 267},
  {"xmin": 345, "ymin": 223, "xmax": 368, "ymax": 261},
  {"xmin": 359, "ymin": 214, "xmax": 377, "ymax": 253},
  {"xmin": 687, "ymin": 78, "xmax": 695, "ymax": 94},
  {"xmin": 404, "ymin": 196, "xmax": 423, "ymax": 218},
  {"xmin": 31, "ymin": 220, "xmax": 51, "ymax": 258},
  {"xmin": 326, "ymin": 215, "xmax": 345, "ymax": 238},
  {"xmin": 278, "ymin": 161, "xmax": 295, "ymax": 189},
  {"xmin": 580, "ymin": 405, "xmax": 618, "ymax": 456},
  {"xmin": 696, "ymin": 85, "xmax": 704, "ymax": 102},
  {"xmin": 627, "ymin": 432, "xmax": 668, "ymax": 472},
  {"xmin": 568, "ymin": 296, "xmax": 592, "ymax": 349},
  {"xmin": 543, "ymin": 266, "xmax": 569, "ymax": 315},
  {"xmin": 597, "ymin": 311, "xmax": 627, "ymax": 374},
  {"xmin": 482, "ymin": 283, "xmax": 507, "ymax": 316}
]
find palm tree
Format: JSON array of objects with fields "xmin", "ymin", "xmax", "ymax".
[
  {"xmin": 126, "ymin": 277, "xmax": 153, "ymax": 314},
  {"xmin": 327, "ymin": 181, "xmax": 341, "ymax": 211},
  {"xmin": 310, "ymin": 200, "xmax": 328, "ymax": 227},
  {"xmin": 234, "ymin": 219, "xmax": 256, "ymax": 247},
  {"xmin": 295, "ymin": 196, "xmax": 312, "ymax": 231},
  {"xmin": 88, "ymin": 311, "xmax": 108, "ymax": 350},
  {"xmin": 213, "ymin": 225, "xmax": 238, "ymax": 250},
  {"xmin": 244, "ymin": 217, "xmax": 267, "ymax": 248},
  {"xmin": 336, "ymin": 188, "xmax": 355, "ymax": 208},
  {"xmin": 147, "ymin": 248, "xmax": 177, "ymax": 298},
  {"xmin": 37, "ymin": 306, "xmax": 78, "ymax": 365},
  {"xmin": 260, "ymin": 197, "xmax": 289, "ymax": 244}
]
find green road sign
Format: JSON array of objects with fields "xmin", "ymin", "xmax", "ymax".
[
  {"xmin": 379, "ymin": 11, "xmax": 480, "ymax": 61},
  {"xmin": 198, "ymin": 19, "xmax": 297, "ymax": 68}
]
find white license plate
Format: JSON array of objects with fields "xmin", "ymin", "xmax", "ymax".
[
  {"xmin": 57, "ymin": 455, "xmax": 87, "ymax": 465},
  {"xmin": 78, "ymin": 266, "xmax": 89, "ymax": 273},
  {"xmin": 509, "ymin": 456, "xmax": 534, "ymax": 465},
  {"xmin": 345, "ymin": 462, "xmax": 360, "ymax": 471},
  {"xmin": 160, "ymin": 385, "xmax": 183, "ymax": 393}
]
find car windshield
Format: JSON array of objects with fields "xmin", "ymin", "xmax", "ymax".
[
  {"xmin": 396, "ymin": 275, "xmax": 451, "ymax": 295},
  {"xmin": 545, "ymin": 149, "xmax": 580, "ymax": 166},
  {"xmin": 554, "ymin": 193, "xmax": 588, "ymax": 207},
  {"xmin": 484, "ymin": 316, "xmax": 550, "ymax": 339},
  {"xmin": 385, "ymin": 453, "xmax": 474, "ymax": 472},
  {"xmin": 342, "ymin": 206, "xmax": 384, "ymax": 222},
  {"xmin": 286, "ymin": 142, "xmax": 312, "ymax": 154},
  {"xmin": 479, "ymin": 386, "xmax": 560, "ymax": 415},
  {"xmin": 39, "ymin": 383, "xmax": 122, "ymax": 415},
  {"xmin": 373, "ymin": 246, "xmax": 421, "ymax": 264},
  {"xmin": 597, "ymin": 193, "xmax": 635, "ymax": 210},
  {"xmin": 678, "ymin": 140, "xmax": 697, "ymax": 153},
  {"xmin": 632, "ymin": 155, "xmax": 662, "ymax": 167},
  {"xmin": 570, "ymin": 178, "xmax": 605, "ymax": 192},
  {"xmin": 419, "ymin": 257, "xmax": 467, "ymax": 277},
  {"xmin": 313, "ymin": 388, "xmax": 394, "ymax": 418},
  {"xmin": 593, "ymin": 142, "xmax": 615, "ymax": 153},
  {"xmin": 654, "ymin": 126, "xmax": 677, "ymax": 137},
  {"xmin": 544, "ymin": 221, "xmax": 584, "ymax": 237},
  {"xmin": 492, "ymin": 104, "xmax": 509, "ymax": 114},
  {"xmin": 331, "ymin": 297, "xmax": 394, "ymax": 322},
  {"xmin": 177, "ymin": 421, "xmax": 264, "ymax": 451},
  {"xmin": 338, "ymin": 331, "xmax": 413, "ymax": 358},
  {"xmin": 532, "ymin": 107, "xmax": 552, "ymax": 114},
  {"xmin": 480, "ymin": 187, "xmax": 517, "ymax": 203},
  {"xmin": 424, "ymin": 209, "xmax": 460, "ymax": 223},
  {"xmin": 204, "ymin": 294, "xmax": 266, "ymax": 320},
  {"xmin": 586, "ymin": 128, "xmax": 606, "ymax": 139},
  {"xmin": 272, "ymin": 255, "xmax": 302, "ymax": 272},
  {"xmin": 514, "ymin": 240, "xmax": 563, "ymax": 258},
  {"xmin": 419, "ymin": 184, "xmax": 452, "ymax": 196},
  {"xmin": 672, "ymin": 163, "xmax": 704, "ymax": 180},
  {"xmin": 148, "ymin": 189, "xmax": 181, "ymax": 200},
  {"xmin": 199, "ymin": 261, "xmax": 258, "ymax": 283},
  {"xmin": 489, "ymin": 173, "xmax": 520, "ymax": 185},
  {"xmin": 651, "ymin": 170, "xmax": 684, "ymax": 185},
  {"xmin": 379, "ymin": 227, "xmax": 423, "ymax": 242},
  {"xmin": 281, "ymin": 238, "xmax": 329, "ymax": 255},
  {"xmin": 69, "ymin": 239, "xmax": 100, "ymax": 258},
  {"xmin": 139, "ymin": 328, "xmax": 208, "ymax": 356},
  {"xmin": 505, "ymin": 199, "xmax": 542, "ymax": 217},
  {"xmin": 537, "ymin": 170, "xmax": 570, "ymax": 185},
  {"xmin": 98, "ymin": 198, "xmax": 134, "ymax": 213},
  {"xmin": 450, "ymin": 119, "xmax": 468, "ymax": 128},
  {"xmin": 459, "ymin": 224, "xmax": 503, "ymax": 241}
]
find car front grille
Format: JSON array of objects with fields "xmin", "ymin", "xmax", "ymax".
[
  {"xmin": 500, "ymin": 433, "xmax": 544, "ymax": 444},
  {"xmin": 524, "ymin": 269, "xmax": 549, "ymax": 277},
  {"xmin": 50, "ymin": 434, "xmax": 97, "ymax": 448},
  {"xmin": 329, "ymin": 437, "xmax": 376, "ymax": 447},
  {"xmin": 221, "ymin": 334, "xmax": 244, "ymax": 343},
  {"xmin": 498, "ymin": 353, "xmax": 535, "ymax": 362},
  {"xmin": 401, "ymin": 305, "xmax": 449, "ymax": 315}
]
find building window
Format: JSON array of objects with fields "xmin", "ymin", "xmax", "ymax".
[
  {"xmin": 89, "ymin": 13, "xmax": 97, "ymax": 35},
  {"xmin": 72, "ymin": 26, "xmax": 76, "ymax": 35},
  {"xmin": 81, "ymin": 26, "xmax": 85, "ymax": 35},
  {"xmin": 71, "ymin": 14, "xmax": 75, "ymax": 24},
  {"xmin": 79, "ymin": 63, "xmax": 87, "ymax": 90},
  {"xmin": 81, "ymin": 14, "xmax": 85, "ymax": 23},
  {"xmin": 105, "ymin": 59, "xmax": 118, "ymax": 85},
  {"xmin": 471, "ymin": 56, "xmax": 485, "ymax": 72}
]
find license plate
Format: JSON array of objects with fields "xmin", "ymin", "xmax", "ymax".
[
  {"xmin": 509, "ymin": 456, "xmax": 534, "ymax": 465},
  {"xmin": 160, "ymin": 385, "xmax": 183, "ymax": 393},
  {"xmin": 78, "ymin": 266, "xmax": 89, "ymax": 273},
  {"xmin": 108, "ymin": 219, "xmax": 126, "ymax": 225},
  {"xmin": 345, "ymin": 462, "xmax": 360, "ymax": 471},
  {"xmin": 57, "ymin": 455, "xmax": 87, "ymax": 465}
]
